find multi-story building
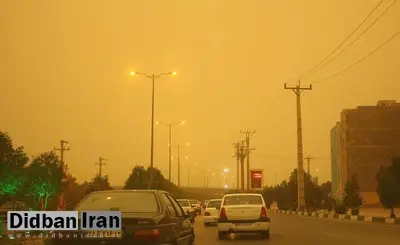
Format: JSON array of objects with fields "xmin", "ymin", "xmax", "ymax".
[
  {"xmin": 332, "ymin": 100, "xmax": 400, "ymax": 206},
  {"xmin": 330, "ymin": 122, "xmax": 340, "ymax": 198}
]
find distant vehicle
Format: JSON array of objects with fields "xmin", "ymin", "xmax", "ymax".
[
  {"xmin": 177, "ymin": 199, "xmax": 196, "ymax": 223},
  {"xmin": 46, "ymin": 190, "xmax": 195, "ymax": 245},
  {"xmin": 204, "ymin": 199, "xmax": 222, "ymax": 226},
  {"xmin": 203, "ymin": 200, "xmax": 209, "ymax": 209},
  {"xmin": 217, "ymin": 193, "xmax": 270, "ymax": 240},
  {"xmin": 189, "ymin": 199, "xmax": 201, "ymax": 215}
]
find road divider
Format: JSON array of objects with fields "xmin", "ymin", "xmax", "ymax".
[{"xmin": 270, "ymin": 209, "xmax": 400, "ymax": 225}]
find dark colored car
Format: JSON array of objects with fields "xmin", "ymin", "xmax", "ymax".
[
  {"xmin": 46, "ymin": 190, "xmax": 195, "ymax": 245},
  {"xmin": 189, "ymin": 199, "xmax": 201, "ymax": 215}
]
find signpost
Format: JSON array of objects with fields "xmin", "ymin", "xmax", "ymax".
[{"xmin": 250, "ymin": 169, "xmax": 264, "ymax": 190}]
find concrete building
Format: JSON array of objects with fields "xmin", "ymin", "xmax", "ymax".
[
  {"xmin": 330, "ymin": 122, "xmax": 340, "ymax": 198},
  {"xmin": 333, "ymin": 100, "xmax": 400, "ymax": 206}
]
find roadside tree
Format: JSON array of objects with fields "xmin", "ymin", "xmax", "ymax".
[
  {"xmin": 25, "ymin": 151, "xmax": 65, "ymax": 210},
  {"xmin": 376, "ymin": 157, "xmax": 400, "ymax": 218},
  {"xmin": 343, "ymin": 174, "xmax": 363, "ymax": 215}
]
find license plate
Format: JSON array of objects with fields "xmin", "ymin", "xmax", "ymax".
[
  {"xmin": 86, "ymin": 230, "xmax": 123, "ymax": 238},
  {"xmin": 236, "ymin": 223, "xmax": 251, "ymax": 228}
]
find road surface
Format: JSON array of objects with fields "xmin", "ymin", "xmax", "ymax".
[{"xmin": 194, "ymin": 212, "xmax": 400, "ymax": 245}]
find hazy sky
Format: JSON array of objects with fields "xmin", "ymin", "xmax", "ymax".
[{"xmin": 1, "ymin": 0, "xmax": 399, "ymax": 187}]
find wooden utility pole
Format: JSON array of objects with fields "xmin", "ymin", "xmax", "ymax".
[
  {"xmin": 238, "ymin": 141, "xmax": 247, "ymax": 191},
  {"xmin": 304, "ymin": 155, "xmax": 314, "ymax": 175},
  {"xmin": 284, "ymin": 81, "xmax": 312, "ymax": 212},
  {"xmin": 54, "ymin": 140, "xmax": 70, "ymax": 210},
  {"xmin": 95, "ymin": 157, "xmax": 107, "ymax": 177},
  {"xmin": 241, "ymin": 130, "xmax": 255, "ymax": 190}
]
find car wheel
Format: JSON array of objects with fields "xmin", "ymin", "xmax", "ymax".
[
  {"xmin": 218, "ymin": 231, "xmax": 227, "ymax": 240},
  {"xmin": 260, "ymin": 230, "xmax": 270, "ymax": 239}
]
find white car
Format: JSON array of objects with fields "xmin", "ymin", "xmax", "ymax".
[
  {"xmin": 217, "ymin": 193, "xmax": 271, "ymax": 240},
  {"xmin": 204, "ymin": 199, "xmax": 222, "ymax": 226},
  {"xmin": 177, "ymin": 199, "xmax": 196, "ymax": 223}
]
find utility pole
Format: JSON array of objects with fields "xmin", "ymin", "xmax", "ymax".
[
  {"xmin": 284, "ymin": 81, "xmax": 312, "ymax": 212},
  {"xmin": 54, "ymin": 140, "xmax": 70, "ymax": 210},
  {"xmin": 95, "ymin": 157, "xmax": 107, "ymax": 177},
  {"xmin": 238, "ymin": 141, "xmax": 247, "ymax": 191},
  {"xmin": 233, "ymin": 142, "xmax": 240, "ymax": 190},
  {"xmin": 241, "ymin": 130, "xmax": 255, "ymax": 190},
  {"xmin": 304, "ymin": 155, "xmax": 314, "ymax": 176},
  {"xmin": 176, "ymin": 143, "xmax": 189, "ymax": 188},
  {"xmin": 177, "ymin": 145, "xmax": 181, "ymax": 187}
]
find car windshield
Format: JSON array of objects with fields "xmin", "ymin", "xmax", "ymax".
[
  {"xmin": 76, "ymin": 192, "xmax": 160, "ymax": 213},
  {"xmin": 223, "ymin": 195, "xmax": 263, "ymax": 205},
  {"xmin": 177, "ymin": 200, "xmax": 190, "ymax": 207},
  {"xmin": 207, "ymin": 200, "xmax": 222, "ymax": 208}
]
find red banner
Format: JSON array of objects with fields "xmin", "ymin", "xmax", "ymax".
[{"xmin": 250, "ymin": 170, "xmax": 263, "ymax": 189}]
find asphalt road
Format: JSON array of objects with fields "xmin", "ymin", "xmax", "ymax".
[{"xmin": 194, "ymin": 212, "xmax": 400, "ymax": 245}]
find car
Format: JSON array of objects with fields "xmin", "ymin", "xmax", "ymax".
[
  {"xmin": 177, "ymin": 199, "xmax": 196, "ymax": 223},
  {"xmin": 189, "ymin": 199, "xmax": 201, "ymax": 215},
  {"xmin": 217, "ymin": 193, "xmax": 270, "ymax": 240},
  {"xmin": 203, "ymin": 200, "xmax": 209, "ymax": 209},
  {"xmin": 203, "ymin": 199, "xmax": 222, "ymax": 226},
  {"xmin": 45, "ymin": 190, "xmax": 195, "ymax": 245}
]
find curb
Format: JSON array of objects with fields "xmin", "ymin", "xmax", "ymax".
[{"xmin": 271, "ymin": 209, "xmax": 400, "ymax": 225}]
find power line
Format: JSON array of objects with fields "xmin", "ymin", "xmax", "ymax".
[
  {"xmin": 307, "ymin": 0, "xmax": 397, "ymax": 78},
  {"xmin": 295, "ymin": 0, "xmax": 385, "ymax": 80},
  {"xmin": 314, "ymin": 31, "xmax": 400, "ymax": 84}
]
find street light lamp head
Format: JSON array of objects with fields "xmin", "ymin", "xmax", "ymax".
[
  {"xmin": 186, "ymin": 142, "xmax": 190, "ymax": 146},
  {"xmin": 171, "ymin": 71, "xmax": 177, "ymax": 76},
  {"xmin": 185, "ymin": 156, "xmax": 189, "ymax": 160},
  {"xmin": 129, "ymin": 71, "xmax": 136, "ymax": 76},
  {"xmin": 156, "ymin": 121, "xmax": 160, "ymax": 124},
  {"xmin": 181, "ymin": 120, "xmax": 185, "ymax": 124},
  {"xmin": 223, "ymin": 168, "xmax": 229, "ymax": 173}
]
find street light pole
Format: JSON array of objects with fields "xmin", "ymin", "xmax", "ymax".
[
  {"xmin": 156, "ymin": 121, "xmax": 184, "ymax": 182},
  {"xmin": 176, "ymin": 143, "xmax": 189, "ymax": 187},
  {"xmin": 129, "ymin": 71, "xmax": 177, "ymax": 189}
]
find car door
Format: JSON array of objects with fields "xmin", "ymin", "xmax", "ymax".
[
  {"xmin": 160, "ymin": 193, "xmax": 183, "ymax": 243},
  {"xmin": 166, "ymin": 194, "xmax": 193, "ymax": 245}
]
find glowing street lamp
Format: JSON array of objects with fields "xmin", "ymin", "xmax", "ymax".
[
  {"xmin": 156, "ymin": 120, "xmax": 185, "ymax": 181},
  {"xmin": 129, "ymin": 71, "xmax": 177, "ymax": 189}
]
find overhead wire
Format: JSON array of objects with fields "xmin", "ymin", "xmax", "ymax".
[
  {"xmin": 314, "ymin": 31, "xmax": 400, "ymax": 84},
  {"xmin": 294, "ymin": 0, "xmax": 385, "ymax": 81},
  {"xmin": 306, "ymin": 0, "xmax": 397, "ymax": 79}
]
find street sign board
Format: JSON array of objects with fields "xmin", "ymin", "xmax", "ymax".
[{"xmin": 250, "ymin": 169, "xmax": 264, "ymax": 189}]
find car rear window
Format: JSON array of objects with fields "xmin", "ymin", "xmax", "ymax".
[
  {"xmin": 177, "ymin": 200, "xmax": 190, "ymax": 207},
  {"xmin": 223, "ymin": 195, "xmax": 263, "ymax": 205},
  {"xmin": 189, "ymin": 200, "xmax": 198, "ymax": 205},
  {"xmin": 76, "ymin": 192, "xmax": 160, "ymax": 213},
  {"xmin": 207, "ymin": 200, "xmax": 222, "ymax": 208}
]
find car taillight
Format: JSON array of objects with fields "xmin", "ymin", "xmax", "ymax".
[
  {"xmin": 260, "ymin": 206, "xmax": 268, "ymax": 219},
  {"xmin": 219, "ymin": 207, "xmax": 227, "ymax": 220},
  {"xmin": 134, "ymin": 229, "xmax": 160, "ymax": 240},
  {"xmin": 204, "ymin": 212, "xmax": 211, "ymax": 216}
]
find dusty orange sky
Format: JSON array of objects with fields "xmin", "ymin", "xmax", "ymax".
[{"xmin": 1, "ymin": 0, "xmax": 399, "ymax": 187}]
